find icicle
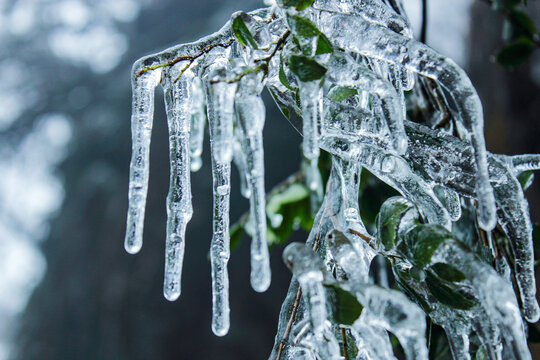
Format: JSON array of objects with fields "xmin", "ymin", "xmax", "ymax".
[
  {"xmin": 282, "ymin": 243, "xmax": 341, "ymax": 359},
  {"xmin": 232, "ymin": 132, "xmax": 251, "ymax": 198},
  {"xmin": 205, "ymin": 65, "xmax": 237, "ymax": 336},
  {"xmin": 162, "ymin": 75, "xmax": 194, "ymax": 301},
  {"xmin": 351, "ymin": 325, "xmax": 398, "ymax": 360},
  {"xmin": 189, "ymin": 77, "xmax": 206, "ymax": 172},
  {"xmin": 235, "ymin": 74, "xmax": 271, "ymax": 293},
  {"xmin": 125, "ymin": 68, "xmax": 162, "ymax": 254},
  {"xmin": 444, "ymin": 327, "xmax": 471, "ymax": 360},
  {"xmin": 298, "ymin": 80, "xmax": 324, "ymax": 211}
]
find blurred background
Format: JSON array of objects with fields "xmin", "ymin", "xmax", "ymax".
[{"xmin": 0, "ymin": 0, "xmax": 539, "ymax": 359}]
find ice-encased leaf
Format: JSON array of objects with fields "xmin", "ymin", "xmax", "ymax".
[{"xmin": 324, "ymin": 284, "xmax": 364, "ymax": 325}]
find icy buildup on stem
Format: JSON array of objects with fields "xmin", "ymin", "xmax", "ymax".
[
  {"xmin": 125, "ymin": 68, "xmax": 162, "ymax": 254},
  {"xmin": 234, "ymin": 72, "xmax": 271, "ymax": 293}
]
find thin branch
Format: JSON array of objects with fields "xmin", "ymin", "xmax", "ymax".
[
  {"xmin": 341, "ymin": 327, "xmax": 350, "ymax": 360},
  {"xmin": 420, "ymin": 0, "xmax": 428, "ymax": 44},
  {"xmin": 135, "ymin": 38, "xmax": 236, "ymax": 79}
]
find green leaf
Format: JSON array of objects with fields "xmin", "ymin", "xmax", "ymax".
[
  {"xmin": 517, "ymin": 170, "xmax": 534, "ymax": 190},
  {"xmin": 288, "ymin": 55, "xmax": 327, "ymax": 82},
  {"xmin": 266, "ymin": 183, "xmax": 310, "ymax": 215},
  {"xmin": 279, "ymin": 54, "xmax": 296, "ymax": 91},
  {"xmin": 425, "ymin": 272, "xmax": 477, "ymax": 310},
  {"xmin": 279, "ymin": 0, "xmax": 314, "ymax": 11},
  {"xmin": 376, "ymin": 197, "xmax": 416, "ymax": 251},
  {"xmin": 286, "ymin": 14, "xmax": 333, "ymax": 55},
  {"xmin": 281, "ymin": 107, "xmax": 291, "ymax": 119},
  {"xmin": 230, "ymin": 222, "xmax": 245, "ymax": 252},
  {"xmin": 232, "ymin": 14, "xmax": 258, "ymax": 49},
  {"xmin": 394, "ymin": 270, "xmax": 432, "ymax": 313},
  {"xmin": 316, "ymin": 34, "xmax": 333, "ymax": 55},
  {"xmin": 324, "ymin": 284, "xmax": 363, "ymax": 325},
  {"xmin": 328, "ymin": 86, "xmax": 358, "ymax": 102},
  {"xmin": 266, "ymin": 182, "xmax": 313, "ymax": 246},
  {"xmin": 508, "ymin": 9, "xmax": 536, "ymax": 39},
  {"xmin": 430, "ymin": 263, "xmax": 466, "ymax": 283},
  {"xmin": 287, "ymin": 14, "xmax": 320, "ymax": 37},
  {"xmin": 496, "ymin": 36, "xmax": 535, "ymax": 67},
  {"xmin": 405, "ymin": 225, "xmax": 454, "ymax": 268}
]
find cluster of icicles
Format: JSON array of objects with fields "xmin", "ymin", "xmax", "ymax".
[{"xmin": 125, "ymin": 0, "xmax": 540, "ymax": 358}]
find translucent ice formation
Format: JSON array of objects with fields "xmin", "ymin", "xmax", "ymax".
[{"xmin": 124, "ymin": 0, "xmax": 540, "ymax": 356}]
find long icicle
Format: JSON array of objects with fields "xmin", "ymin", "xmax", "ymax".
[
  {"xmin": 162, "ymin": 75, "xmax": 194, "ymax": 301},
  {"xmin": 125, "ymin": 68, "xmax": 162, "ymax": 254},
  {"xmin": 205, "ymin": 66, "xmax": 237, "ymax": 336},
  {"xmin": 235, "ymin": 75, "xmax": 271, "ymax": 293}
]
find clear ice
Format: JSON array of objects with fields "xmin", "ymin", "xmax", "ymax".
[{"xmin": 124, "ymin": 0, "xmax": 540, "ymax": 356}]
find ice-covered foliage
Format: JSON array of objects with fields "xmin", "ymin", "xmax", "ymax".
[{"xmin": 124, "ymin": 0, "xmax": 540, "ymax": 358}]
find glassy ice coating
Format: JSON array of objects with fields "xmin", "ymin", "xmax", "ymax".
[{"xmin": 125, "ymin": 0, "xmax": 540, "ymax": 354}]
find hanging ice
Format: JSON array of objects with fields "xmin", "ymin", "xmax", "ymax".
[{"xmin": 124, "ymin": 0, "xmax": 540, "ymax": 357}]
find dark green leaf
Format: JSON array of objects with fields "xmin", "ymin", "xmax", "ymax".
[
  {"xmin": 425, "ymin": 272, "xmax": 477, "ymax": 310},
  {"xmin": 328, "ymin": 86, "xmax": 358, "ymax": 102},
  {"xmin": 430, "ymin": 263, "xmax": 466, "ymax": 283},
  {"xmin": 376, "ymin": 197, "xmax": 416, "ymax": 251},
  {"xmin": 279, "ymin": 0, "xmax": 314, "ymax": 11},
  {"xmin": 394, "ymin": 270, "xmax": 432, "ymax": 313},
  {"xmin": 508, "ymin": 9, "xmax": 536, "ymax": 39},
  {"xmin": 281, "ymin": 107, "xmax": 291, "ymax": 119},
  {"xmin": 405, "ymin": 225, "xmax": 453, "ymax": 268},
  {"xmin": 279, "ymin": 54, "xmax": 296, "ymax": 91},
  {"xmin": 517, "ymin": 170, "xmax": 534, "ymax": 190},
  {"xmin": 496, "ymin": 36, "xmax": 535, "ymax": 67},
  {"xmin": 288, "ymin": 55, "xmax": 327, "ymax": 82},
  {"xmin": 232, "ymin": 14, "xmax": 258, "ymax": 49},
  {"xmin": 316, "ymin": 34, "xmax": 333, "ymax": 55},
  {"xmin": 230, "ymin": 223, "xmax": 245, "ymax": 252},
  {"xmin": 324, "ymin": 284, "xmax": 363, "ymax": 325}
]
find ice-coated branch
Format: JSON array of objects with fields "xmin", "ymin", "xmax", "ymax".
[{"xmin": 124, "ymin": 1, "xmax": 540, "ymax": 357}]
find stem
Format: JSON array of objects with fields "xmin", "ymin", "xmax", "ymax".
[
  {"xmin": 341, "ymin": 327, "xmax": 350, "ymax": 360},
  {"xmin": 135, "ymin": 38, "xmax": 236, "ymax": 78},
  {"xmin": 420, "ymin": 0, "xmax": 428, "ymax": 44}
]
